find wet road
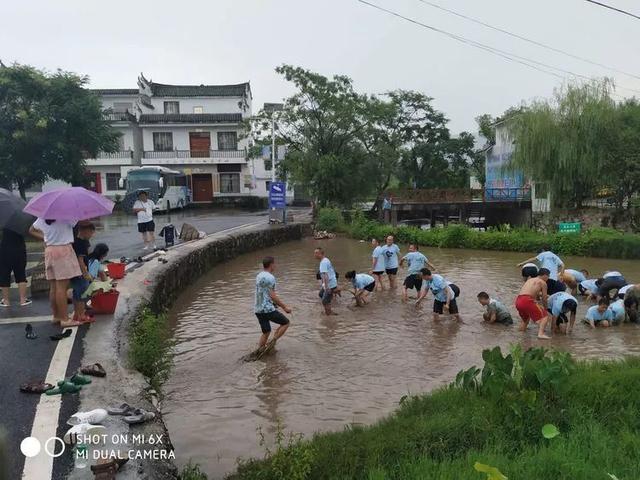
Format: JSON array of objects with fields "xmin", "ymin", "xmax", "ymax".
[{"xmin": 163, "ymin": 237, "xmax": 640, "ymax": 478}]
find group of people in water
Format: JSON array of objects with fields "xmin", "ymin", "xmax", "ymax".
[{"xmin": 252, "ymin": 235, "xmax": 640, "ymax": 349}]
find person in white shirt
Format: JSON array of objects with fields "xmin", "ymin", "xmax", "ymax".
[{"xmin": 132, "ymin": 191, "xmax": 156, "ymax": 250}]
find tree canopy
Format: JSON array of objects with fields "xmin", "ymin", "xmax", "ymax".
[{"xmin": 0, "ymin": 64, "xmax": 119, "ymax": 198}]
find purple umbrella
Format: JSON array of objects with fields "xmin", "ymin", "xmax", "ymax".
[{"xmin": 23, "ymin": 187, "xmax": 115, "ymax": 221}]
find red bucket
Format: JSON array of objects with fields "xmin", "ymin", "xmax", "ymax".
[
  {"xmin": 91, "ymin": 290, "xmax": 120, "ymax": 314},
  {"xmin": 107, "ymin": 262, "xmax": 126, "ymax": 279}
]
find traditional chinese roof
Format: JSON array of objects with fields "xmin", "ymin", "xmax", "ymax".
[{"xmin": 149, "ymin": 82, "xmax": 250, "ymax": 98}]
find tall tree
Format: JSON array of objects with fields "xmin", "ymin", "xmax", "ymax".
[
  {"xmin": 0, "ymin": 64, "xmax": 119, "ymax": 198},
  {"xmin": 508, "ymin": 80, "xmax": 617, "ymax": 208}
]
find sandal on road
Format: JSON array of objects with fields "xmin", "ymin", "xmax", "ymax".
[
  {"xmin": 70, "ymin": 373, "xmax": 92, "ymax": 385},
  {"xmin": 20, "ymin": 382, "xmax": 54, "ymax": 394},
  {"xmin": 50, "ymin": 329, "xmax": 73, "ymax": 341},
  {"xmin": 107, "ymin": 403, "xmax": 135, "ymax": 416},
  {"xmin": 123, "ymin": 408, "xmax": 155, "ymax": 425},
  {"xmin": 67, "ymin": 408, "xmax": 108, "ymax": 426},
  {"xmin": 80, "ymin": 363, "xmax": 106, "ymax": 378},
  {"xmin": 45, "ymin": 381, "xmax": 82, "ymax": 396}
]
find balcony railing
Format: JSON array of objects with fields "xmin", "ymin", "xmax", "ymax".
[
  {"xmin": 103, "ymin": 112, "xmax": 133, "ymax": 122},
  {"xmin": 143, "ymin": 149, "xmax": 246, "ymax": 159},
  {"xmin": 97, "ymin": 151, "xmax": 133, "ymax": 159}
]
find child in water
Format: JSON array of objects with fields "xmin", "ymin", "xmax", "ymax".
[{"xmin": 345, "ymin": 271, "xmax": 376, "ymax": 307}]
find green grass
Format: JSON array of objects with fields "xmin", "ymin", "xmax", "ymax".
[
  {"xmin": 128, "ymin": 307, "xmax": 174, "ymax": 393},
  {"xmin": 228, "ymin": 348, "xmax": 640, "ymax": 480},
  {"xmin": 179, "ymin": 462, "xmax": 208, "ymax": 480},
  {"xmin": 343, "ymin": 212, "xmax": 640, "ymax": 259}
]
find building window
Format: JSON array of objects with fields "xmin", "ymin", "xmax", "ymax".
[
  {"xmin": 217, "ymin": 131, "xmax": 238, "ymax": 151},
  {"xmin": 264, "ymin": 159, "xmax": 272, "ymax": 171},
  {"xmin": 220, "ymin": 173, "xmax": 240, "ymax": 193},
  {"xmin": 106, "ymin": 173, "xmax": 121, "ymax": 191},
  {"xmin": 193, "ymin": 106, "xmax": 203, "ymax": 114},
  {"xmin": 164, "ymin": 101, "xmax": 180, "ymax": 114},
  {"xmin": 265, "ymin": 181, "xmax": 271, "ymax": 192},
  {"xmin": 113, "ymin": 102, "xmax": 133, "ymax": 113},
  {"xmin": 153, "ymin": 132, "xmax": 173, "ymax": 151}
]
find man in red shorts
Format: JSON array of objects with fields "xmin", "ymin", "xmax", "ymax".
[{"xmin": 515, "ymin": 267, "xmax": 551, "ymax": 339}]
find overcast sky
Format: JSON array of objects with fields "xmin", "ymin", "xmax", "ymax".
[{"xmin": 3, "ymin": 0, "xmax": 639, "ymax": 132}]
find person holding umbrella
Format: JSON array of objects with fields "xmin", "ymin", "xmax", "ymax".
[
  {"xmin": 0, "ymin": 188, "xmax": 35, "ymax": 307},
  {"xmin": 24, "ymin": 187, "xmax": 114, "ymax": 328}
]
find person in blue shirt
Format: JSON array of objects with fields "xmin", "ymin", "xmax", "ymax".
[
  {"xmin": 609, "ymin": 298, "xmax": 626, "ymax": 324},
  {"xmin": 547, "ymin": 291, "xmax": 578, "ymax": 334},
  {"xmin": 517, "ymin": 246, "xmax": 564, "ymax": 281},
  {"xmin": 596, "ymin": 271, "xmax": 627, "ymax": 301},
  {"xmin": 254, "ymin": 256, "xmax": 292, "ymax": 349},
  {"xmin": 315, "ymin": 247, "xmax": 339, "ymax": 315},
  {"xmin": 370, "ymin": 238, "xmax": 387, "ymax": 291},
  {"xmin": 400, "ymin": 244, "xmax": 436, "ymax": 301},
  {"xmin": 345, "ymin": 271, "xmax": 376, "ymax": 306},
  {"xmin": 560, "ymin": 268, "xmax": 589, "ymax": 295},
  {"xmin": 585, "ymin": 298, "xmax": 613, "ymax": 328},
  {"xmin": 578, "ymin": 278, "xmax": 599, "ymax": 299},
  {"xmin": 415, "ymin": 268, "xmax": 461, "ymax": 322},
  {"xmin": 381, "ymin": 235, "xmax": 401, "ymax": 289}
]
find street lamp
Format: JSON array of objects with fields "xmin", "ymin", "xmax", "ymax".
[{"xmin": 263, "ymin": 103, "xmax": 284, "ymax": 183}]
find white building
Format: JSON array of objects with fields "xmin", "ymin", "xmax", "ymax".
[{"xmin": 85, "ymin": 74, "xmax": 285, "ymax": 204}]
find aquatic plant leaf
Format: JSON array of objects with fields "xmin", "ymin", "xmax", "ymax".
[
  {"xmin": 542, "ymin": 423, "xmax": 560, "ymax": 439},
  {"xmin": 474, "ymin": 462, "xmax": 508, "ymax": 480}
]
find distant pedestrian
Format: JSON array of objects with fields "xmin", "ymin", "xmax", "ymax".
[
  {"xmin": 477, "ymin": 292, "xmax": 513, "ymax": 325},
  {"xmin": 314, "ymin": 247, "xmax": 339, "ymax": 315},
  {"xmin": 345, "ymin": 271, "xmax": 375, "ymax": 306},
  {"xmin": 0, "ymin": 228, "xmax": 31, "ymax": 307},
  {"xmin": 29, "ymin": 218, "xmax": 82, "ymax": 327},
  {"xmin": 132, "ymin": 191, "xmax": 156, "ymax": 251},
  {"xmin": 370, "ymin": 238, "xmax": 386, "ymax": 291},
  {"xmin": 382, "ymin": 195, "xmax": 392, "ymax": 223},
  {"xmin": 400, "ymin": 244, "xmax": 436, "ymax": 301},
  {"xmin": 254, "ymin": 256, "xmax": 291, "ymax": 349},
  {"xmin": 382, "ymin": 235, "xmax": 400, "ymax": 289},
  {"xmin": 517, "ymin": 246, "xmax": 564, "ymax": 280}
]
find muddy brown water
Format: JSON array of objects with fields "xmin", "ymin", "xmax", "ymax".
[{"xmin": 164, "ymin": 237, "xmax": 640, "ymax": 478}]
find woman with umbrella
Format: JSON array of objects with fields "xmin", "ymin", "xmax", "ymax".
[
  {"xmin": 25, "ymin": 187, "xmax": 114, "ymax": 328},
  {"xmin": 0, "ymin": 189, "xmax": 35, "ymax": 307}
]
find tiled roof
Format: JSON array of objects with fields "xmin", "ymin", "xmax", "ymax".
[
  {"xmin": 92, "ymin": 89, "xmax": 139, "ymax": 96},
  {"xmin": 149, "ymin": 82, "xmax": 249, "ymax": 97},
  {"xmin": 139, "ymin": 113, "xmax": 243, "ymax": 124}
]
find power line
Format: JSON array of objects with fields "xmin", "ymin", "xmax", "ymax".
[
  {"xmin": 584, "ymin": 0, "xmax": 640, "ymax": 21},
  {"xmin": 357, "ymin": 0, "xmax": 640, "ymax": 96},
  {"xmin": 415, "ymin": 0, "xmax": 640, "ymax": 81}
]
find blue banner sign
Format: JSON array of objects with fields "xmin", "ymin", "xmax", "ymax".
[{"xmin": 269, "ymin": 181, "xmax": 286, "ymax": 209}]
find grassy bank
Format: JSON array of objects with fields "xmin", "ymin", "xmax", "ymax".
[
  {"xmin": 318, "ymin": 208, "xmax": 640, "ymax": 259},
  {"xmin": 230, "ymin": 346, "xmax": 640, "ymax": 480}
]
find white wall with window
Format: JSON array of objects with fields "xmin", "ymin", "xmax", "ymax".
[
  {"xmin": 100, "ymin": 95, "xmax": 138, "ymax": 112},
  {"xmin": 146, "ymin": 97, "xmax": 250, "ymax": 116},
  {"xmin": 141, "ymin": 126, "xmax": 245, "ymax": 152}
]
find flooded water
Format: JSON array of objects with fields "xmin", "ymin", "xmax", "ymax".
[{"xmin": 164, "ymin": 237, "xmax": 640, "ymax": 478}]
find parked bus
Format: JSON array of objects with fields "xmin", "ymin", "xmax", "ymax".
[{"xmin": 120, "ymin": 166, "xmax": 190, "ymax": 212}]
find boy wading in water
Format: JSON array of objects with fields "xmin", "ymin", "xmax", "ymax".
[
  {"xmin": 315, "ymin": 247, "xmax": 339, "ymax": 315},
  {"xmin": 254, "ymin": 256, "xmax": 291, "ymax": 349},
  {"xmin": 515, "ymin": 267, "xmax": 551, "ymax": 339}
]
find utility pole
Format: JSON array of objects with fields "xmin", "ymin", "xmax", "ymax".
[{"xmin": 263, "ymin": 103, "xmax": 284, "ymax": 184}]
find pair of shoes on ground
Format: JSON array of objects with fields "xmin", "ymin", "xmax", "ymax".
[
  {"xmin": 20, "ymin": 364, "xmax": 105, "ymax": 394},
  {"xmin": 91, "ymin": 458, "xmax": 129, "ymax": 480},
  {"xmin": 0, "ymin": 298, "xmax": 32, "ymax": 307},
  {"xmin": 44, "ymin": 374, "xmax": 92, "ymax": 395},
  {"xmin": 108, "ymin": 403, "xmax": 156, "ymax": 425},
  {"xmin": 64, "ymin": 409, "xmax": 109, "ymax": 444}
]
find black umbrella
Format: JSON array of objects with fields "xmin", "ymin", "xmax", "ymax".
[{"xmin": 0, "ymin": 188, "xmax": 36, "ymax": 235}]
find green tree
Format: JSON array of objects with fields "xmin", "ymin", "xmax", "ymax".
[
  {"xmin": 508, "ymin": 80, "xmax": 617, "ymax": 208},
  {"xmin": 0, "ymin": 64, "xmax": 119, "ymax": 198}
]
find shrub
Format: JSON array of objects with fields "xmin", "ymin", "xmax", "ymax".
[
  {"xmin": 315, "ymin": 208, "xmax": 344, "ymax": 232},
  {"xmin": 180, "ymin": 463, "xmax": 208, "ymax": 480}
]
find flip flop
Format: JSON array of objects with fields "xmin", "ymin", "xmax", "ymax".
[
  {"xmin": 67, "ymin": 408, "xmax": 107, "ymax": 426},
  {"xmin": 25, "ymin": 324, "xmax": 37, "ymax": 339},
  {"xmin": 123, "ymin": 408, "xmax": 155, "ymax": 425},
  {"xmin": 50, "ymin": 329, "xmax": 73, "ymax": 341},
  {"xmin": 20, "ymin": 382, "xmax": 54, "ymax": 394},
  {"xmin": 69, "ymin": 373, "xmax": 92, "ymax": 385},
  {"xmin": 80, "ymin": 363, "xmax": 106, "ymax": 378},
  {"xmin": 107, "ymin": 403, "xmax": 135, "ymax": 415},
  {"xmin": 45, "ymin": 381, "xmax": 82, "ymax": 395}
]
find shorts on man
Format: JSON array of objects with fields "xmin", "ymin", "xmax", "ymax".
[
  {"xmin": 433, "ymin": 283, "xmax": 460, "ymax": 314},
  {"xmin": 138, "ymin": 221, "xmax": 155, "ymax": 233},
  {"xmin": 515, "ymin": 294, "xmax": 546, "ymax": 323},
  {"xmin": 255, "ymin": 310, "xmax": 290, "ymax": 334},
  {"xmin": 319, "ymin": 287, "xmax": 337, "ymax": 305},
  {"xmin": 403, "ymin": 274, "xmax": 422, "ymax": 291},
  {"xmin": 386, "ymin": 267, "xmax": 398, "ymax": 275}
]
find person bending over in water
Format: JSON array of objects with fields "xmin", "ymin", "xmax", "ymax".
[
  {"xmin": 314, "ymin": 247, "xmax": 339, "ymax": 315},
  {"xmin": 477, "ymin": 292, "xmax": 513, "ymax": 325},
  {"xmin": 520, "ymin": 262, "xmax": 538, "ymax": 280},
  {"xmin": 416, "ymin": 269, "xmax": 461, "ymax": 322},
  {"xmin": 515, "ymin": 267, "xmax": 550, "ymax": 339},
  {"xmin": 370, "ymin": 238, "xmax": 386, "ymax": 291},
  {"xmin": 560, "ymin": 269, "xmax": 589, "ymax": 295},
  {"xmin": 345, "ymin": 271, "xmax": 375, "ymax": 307},
  {"xmin": 254, "ymin": 256, "xmax": 291, "ymax": 349},
  {"xmin": 547, "ymin": 291, "xmax": 577, "ymax": 335},
  {"xmin": 400, "ymin": 244, "xmax": 436, "ymax": 301},
  {"xmin": 517, "ymin": 246, "xmax": 564, "ymax": 280},
  {"xmin": 585, "ymin": 298, "xmax": 613, "ymax": 328}
]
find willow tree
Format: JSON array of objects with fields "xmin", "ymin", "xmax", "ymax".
[{"xmin": 508, "ymin": 80, "xmax": 617, "ymax": 208}]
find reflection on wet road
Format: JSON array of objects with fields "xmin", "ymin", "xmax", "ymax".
[{"xmin": 164, "ymin": 237, "xmax": 640, "ymax": 478}]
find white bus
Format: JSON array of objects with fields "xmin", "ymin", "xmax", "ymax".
[{"xmin": 120, "ymin": 166, "xmax": 190, "ymax": 212}]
